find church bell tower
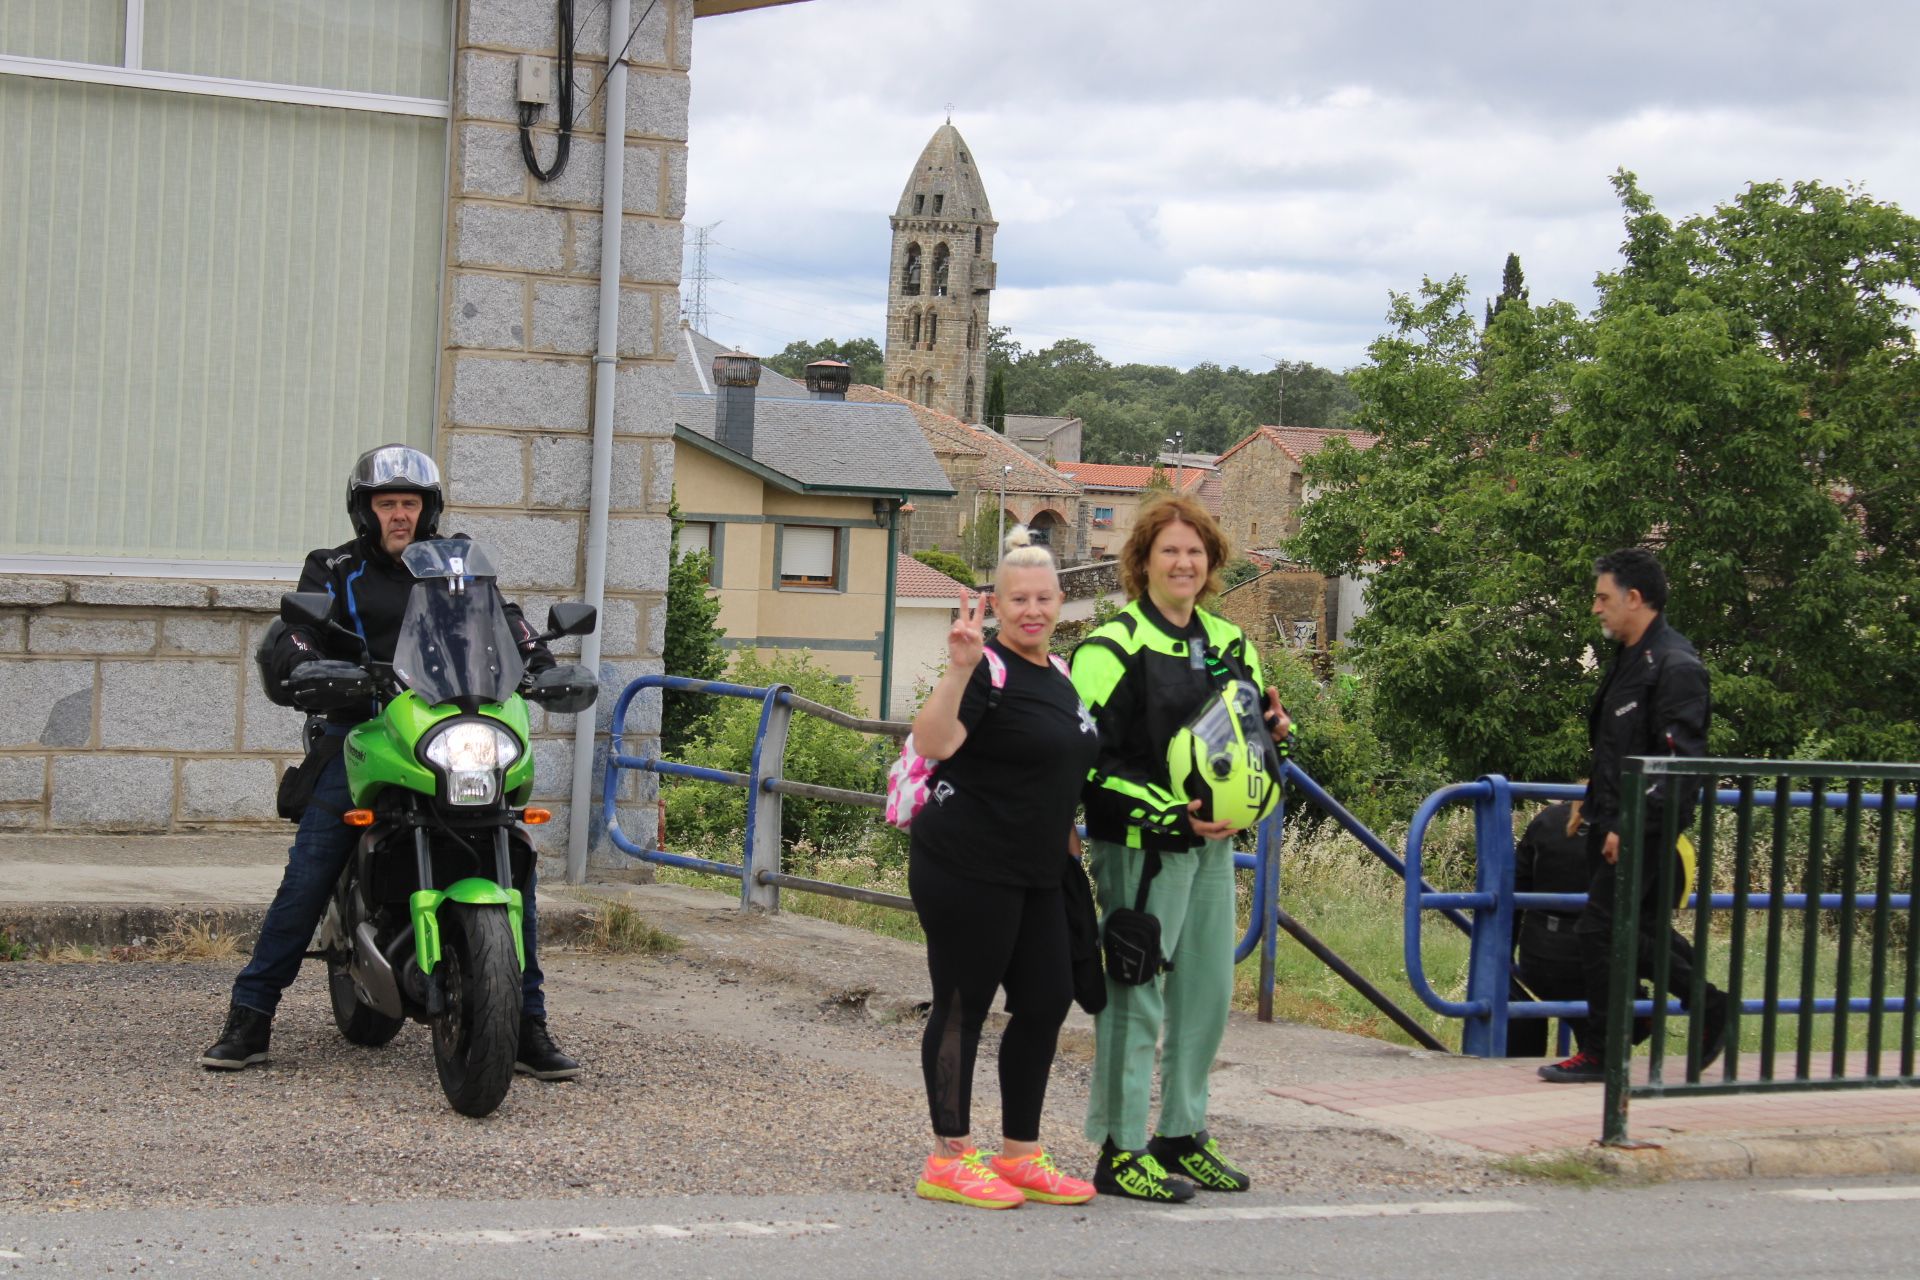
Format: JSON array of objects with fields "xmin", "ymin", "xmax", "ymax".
[{"xmin": 883, "ymin": 123, "xmax": 997, "ymax": 424}]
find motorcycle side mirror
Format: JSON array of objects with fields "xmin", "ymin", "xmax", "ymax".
[
  {"xmin": 524, "ymin": 663, "xmax": 598, "ymax": 715},
  {"xmin": 282, "ymin": 592, "xmax": 334, "ymax": 628},
  {"xmin": 285, "ymin": 659, "xmax": 374, "ymax": 713},
  {"xmin": 543, "ymin": 603, "xmax": 598, "ymax": 640}
]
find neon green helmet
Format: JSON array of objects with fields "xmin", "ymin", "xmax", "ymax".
[{"xmin": 1166, "ymin": 679, "xmax": 1282, "ymax": 831}]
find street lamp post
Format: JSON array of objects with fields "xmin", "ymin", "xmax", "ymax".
[
  {"xmin": 1164, "ymin": 431, "xmax": 1185, "ymax": 489},
  {"xmin": 996, "ymin": 463, "xmax": 1013, "ymax": 566}
]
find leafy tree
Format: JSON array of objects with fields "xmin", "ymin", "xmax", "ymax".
[
  {"xmin": 762, "ymin": 337, "xmax": 884, "ymax": 387},
  {"xmin": 911, "ymin": 548, "xmax": 975, "ymax": 586},
  {"xmin": 662, "ymin": 494, "xmax": 728, "ymax": 757},
  {"xmin": 959, "ymin": 516, "xmax": 1002, "ymax": 572},
  {"xmin": 1483, "ymin": 252, "xmax": 1529, "ymax": 327},
  {"xmin": 1295, "ymin": 174, "xmax": 1920, "ymax": 781},
  {"xmin": 985, "ymin": 369, "xmax": 1007, "ymax": 433}
]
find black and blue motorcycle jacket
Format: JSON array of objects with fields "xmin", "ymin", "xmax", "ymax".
[{"xmin": 267, "ymin": 532, "xmax": 553, "ymax": 726}]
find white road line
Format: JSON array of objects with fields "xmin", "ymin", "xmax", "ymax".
[
  {"xmin": 369, "ymin": 1220, "xmax": 842, "ymax": 1247},
  {"xmin": 0, "ymin": 1250, "xmax": 23, "ymax": 1260},
  {"xmin": 1770, "ymin": 1187, "xmax": 1920, "ymax": 1203},
  {"xmin": 1159, "ymin": 1200, "xmax": 1536, "ymax": 1223}
]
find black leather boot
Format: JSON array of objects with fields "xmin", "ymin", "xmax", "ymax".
[
  {"xmin": 515, "ymin": 1015, "xmax": 582, "ymax": 1080},
  {"xmin": 199, "ymin": 1002, "xmax": 272, "ymax": 1070}
]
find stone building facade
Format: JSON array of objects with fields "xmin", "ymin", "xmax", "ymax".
[
  {"xmin": 1216, "ymin": 425, "xmax": 1379, "ymax": 557},
  {"xmin": 882, "ymin": 123, "xmax": 997, "ymax": 425},
  {"xmin": 0, "ymin": 0, "xmax": 742, "ymax": 871}
]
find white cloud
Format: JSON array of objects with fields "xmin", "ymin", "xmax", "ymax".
[{"xmin": 682, "ymin": 0, "xmax": 1920, "ymax": 370}]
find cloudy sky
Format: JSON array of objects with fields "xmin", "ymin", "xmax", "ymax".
[{"xmin": 681, "ymin": 0, "xmax": 1920, "ymax": 373}]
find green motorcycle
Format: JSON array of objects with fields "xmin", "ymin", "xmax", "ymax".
[{"xmin": 281, "ymin": 538, "xmax": 597, "ymax": 1117}]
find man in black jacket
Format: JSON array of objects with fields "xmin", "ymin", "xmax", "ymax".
[
  {"xmin": 1540, "ymin": 548, "xmax": 1727, "ymax": 1083},
  {"xmin": 200, "ymin": 445, "xmax": 581, "ymax": 1080}
]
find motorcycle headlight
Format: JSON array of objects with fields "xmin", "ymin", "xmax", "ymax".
[{"xmin": 423, "ymin": 720, "xmax": 522, "ymax": 805}]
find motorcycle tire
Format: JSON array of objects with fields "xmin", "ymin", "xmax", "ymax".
[
  {"xmin": 326, "ymin": 954, "xmax": 404, "ymax": 1047},
  {"xmin": 430, "ymin": 905, "xmax": 522, "ymax": 1118}
]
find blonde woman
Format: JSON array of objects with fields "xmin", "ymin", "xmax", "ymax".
[{"xmin": 906, "ymin": 528, "xmax": 1101, "ymax": 1210}]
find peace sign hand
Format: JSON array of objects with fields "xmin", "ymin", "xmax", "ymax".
[{"xmin": 947, "ymin": 589, "xmax": 988, "ymax": 672}]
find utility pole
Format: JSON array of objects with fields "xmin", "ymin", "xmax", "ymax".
[{"xmin": 996, "ymin": 463, "xmax": 1012, "ymax": 566}]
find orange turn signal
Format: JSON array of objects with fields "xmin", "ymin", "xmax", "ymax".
[
  {"xmin": 342, "ymin": 809, "xmax": 375, "ymax": 827},
  {"xmin": 522, "ymin": 807, "xmax": 552, "ymax": 825}
]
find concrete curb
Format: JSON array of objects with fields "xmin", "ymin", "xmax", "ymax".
[
  {"xmin": 0, "ymin": 898, "xmax": 599, "ymax": 953},
  {"xmin": 1591, "ymin": 1127, "xmax": 1920, "ymax": 1182}
]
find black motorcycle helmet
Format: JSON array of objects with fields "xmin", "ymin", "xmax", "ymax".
[{"xmin": 346, "ymin": 444, "xmax": 443, "ymax": 543}]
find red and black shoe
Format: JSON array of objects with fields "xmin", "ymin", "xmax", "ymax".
[{"xmin": 1536, "ymin": 1050, "xmax": 1604, "ymax": 1083}]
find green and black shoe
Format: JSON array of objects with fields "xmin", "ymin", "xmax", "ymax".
[
  {"xmin": 1147, "ymin": 1130, "xmax": 1251, "ymax": 1192},
  {"xmin": 1091, "ymin": 1139, "xmax": 1196, "ymax": 1203}
]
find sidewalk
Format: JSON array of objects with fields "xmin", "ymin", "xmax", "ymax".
[{"xmin": 5, "ymin": 832, "xmax": 1918, "ymax": 1182}]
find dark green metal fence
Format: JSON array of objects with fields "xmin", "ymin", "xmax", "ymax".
[{"xmin": 1604, "ymin": 757, "xmax": 1920, "ymax": 1146}]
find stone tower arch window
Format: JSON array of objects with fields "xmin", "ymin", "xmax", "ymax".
[
  {"xmin": 965, "ymin": 376, "xmax": 976, "ymax": 421},
  {"xmin": 911, "ymin": 309, "xmax": 921, "ymax": 345},
  {"xmin": 932, "ymin": 244, "xmax": 950, "ymax": 297},
  {"xmin": 903, "ymin": 244, "xmax": 922, "ymax": 296},
  {"xmin": 967, "ymin": 312, "xmax": 978, "ymax": 351},
  {"xmin": 974, "ymin": 227, "xmax": 982, "ymax": 252},
  {"xmin": 913, "ymin": 194, "xmax": 925, "ymax": 214},
  {"xmin": 933, "ymin": 193, "xmax": 944, "ymax": 215},
  {"xmin": 927, "ymin": 313, "xmax": 938, "ymax": 348},
  {"xmin": 923, "ymin": 376, "xmax": 935, "ymax": 406}
]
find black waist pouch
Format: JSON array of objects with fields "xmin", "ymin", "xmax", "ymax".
[
  {"xmin": 1102, "ymin": 850, "xmax": 1168, "ymax": 987},
  {"xmin": 1062, "ymin": 853, "xmax": 1107, "ymax": 1014},
  {"xmin": 276, "ymin": 728, "xmax": 345, "ymax": 822}
]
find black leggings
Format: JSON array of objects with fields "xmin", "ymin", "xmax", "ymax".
[{"xmin": 909, "ymin": 852, "xmax": 1074, "ymax": 1142}]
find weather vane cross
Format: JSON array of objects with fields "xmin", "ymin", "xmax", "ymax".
[{"xmin": 945, "ymin": 102, "xmax": 954, "ymax": 122}]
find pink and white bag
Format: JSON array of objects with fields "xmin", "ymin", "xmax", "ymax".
[{"xmin": 885, "ymin": 648, "xmax": 1071, "ymax": 831}]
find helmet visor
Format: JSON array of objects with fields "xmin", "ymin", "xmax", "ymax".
[{"xmin": 351, "ymin": 445, "xmax": 441, "ymax": 492}]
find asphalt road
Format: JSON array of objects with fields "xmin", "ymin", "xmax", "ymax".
[{"xmin": 2, "ymin": 1179, "xmax": 1916, "ymax": 1278}]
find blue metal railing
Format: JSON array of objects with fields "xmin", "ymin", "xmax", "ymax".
[
  {"xmin": 602, "ymin": 674, "xmax": 1446, "ymax": 1027},
  {"xmin": 1402, "ymin": 774, "xmax": 1919, "ymax": 1057}
]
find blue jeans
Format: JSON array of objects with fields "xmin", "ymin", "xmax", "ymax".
[{"xmin": 231, "ymin": 752, "xmax": 548, "ymax": 1020}]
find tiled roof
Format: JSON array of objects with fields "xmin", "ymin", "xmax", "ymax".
[
  {"xmin": 895, "ymin": 553, "xmax": 972, "ymax": 599},
  {"xmin": 845, "ymin": 385, "xmax": 1080, "ymax": 498},
  {"xmin": 1058, "ymin": 463, "xmax": 1216, "ymax": 500},
  {"xmin": 671, "ymin": 330, "xmax": 953, "ymax": 495},
  {"xmin": 1217, "ymin": 425, "xmax": 1381, "ymax": 466}
]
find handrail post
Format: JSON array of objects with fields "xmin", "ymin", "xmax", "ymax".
[
  {"xmin": 742, "ymin": 685, "xmax": 792, "ymax": 912},
  {"xmin": 1602, "ymin": 761, "xmax": 1650, "ymax": 1145},
  {"xmin": 1256, "ymin": 788, "xmax": 1286, "ymax": 1022},
  {"xmin": 1460, "ymin": 774, "xmax": 1515, "ymax": 1056}
]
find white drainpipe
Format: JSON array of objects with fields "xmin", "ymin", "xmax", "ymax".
[{"xmin": 567, "ymin": 0, "xmax": 631, "ymax": 883}]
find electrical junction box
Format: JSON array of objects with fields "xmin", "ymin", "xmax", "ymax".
[{"xmin": 517, "ymin": 55, "xmax": 553, "ymax": 106}]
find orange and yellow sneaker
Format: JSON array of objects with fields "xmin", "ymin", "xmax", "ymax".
[
  {"xmin": 915, "ymin": 1149, "xmax": 1026, "ymax": 1210},
  {"xmin": 988, "ymin": 1149, "xmax": 1096, "ymax": 1204}
]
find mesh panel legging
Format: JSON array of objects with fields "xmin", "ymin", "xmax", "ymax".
[{"xmin": 908, "ymin": 852, "xmax": 1074, "ymax": 1141}]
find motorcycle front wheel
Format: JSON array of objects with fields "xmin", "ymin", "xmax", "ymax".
[
  {"xmin": 327, "ymin": 953, "xmax": 404, "ymax": 1047},
  {"xmin": 429, "ymin": 905, "xmax": 522, "ymax": 1117}
]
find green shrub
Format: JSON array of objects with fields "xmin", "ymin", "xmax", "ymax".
[
  {"xmin": 662, "ymin": 652, "xmax": 890, "ymax": 864},
  {"xmin": 911, "ymin": 548, "xmax": 975, "ymax": 587}
]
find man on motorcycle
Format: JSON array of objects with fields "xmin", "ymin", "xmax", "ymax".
[{"xmin": 200, "ymin": 444, "xmax": 582, "ymax": 1081}]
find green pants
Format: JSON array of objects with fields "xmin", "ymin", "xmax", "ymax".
[{"xmin": 1084, "ymin": 836, "xmax": 1236, "ymax": 1150}]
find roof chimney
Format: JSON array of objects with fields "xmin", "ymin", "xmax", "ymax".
[
  {"xmin": 712, "ymin": 351, "xmax": 760, "ymax": 456},
  {"xmin": 804, "ymin": 358, "xmax": 852, "ymax": 401}
]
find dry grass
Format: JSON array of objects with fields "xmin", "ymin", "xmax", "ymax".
[
  {"xmin": 20, "ymin": 917, "xmax": 243, "ymax": 964},
  {"xmin": 581, "ymin": 898, "xmax": 681, "ymax": 955}
]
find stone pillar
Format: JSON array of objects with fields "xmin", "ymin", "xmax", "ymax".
[{"xmin": 442, "ymin": 0, "xmax": 690, "ymax": 867}]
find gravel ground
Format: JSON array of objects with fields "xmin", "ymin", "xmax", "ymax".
[{"xmin": 0, "ymin": 948, "xmax": 1511, "ymax": 1215}]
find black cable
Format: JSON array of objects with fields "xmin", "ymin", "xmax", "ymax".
[
  {"xmin": 570, "ymin": 0, "xmax": 661, "ymax": 130},
  {"xmin": 519, "ymin": 0, "xmax": 576, "ymax": 182}
]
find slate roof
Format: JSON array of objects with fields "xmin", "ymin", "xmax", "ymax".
[
  {"xmin": 671, "ymin": 328, "xmax": 953, "ymax": 496},
  {"xmin": 843, "ymin": 384, "xmax": 1079, "ymax": 498},
  {"xmin": 1217, "ymin": 424, "xmax": 1381, "ymax": 466},
  {"xmin": 895, "ymin": 553, "xmax": 972, "ymax": 600}
]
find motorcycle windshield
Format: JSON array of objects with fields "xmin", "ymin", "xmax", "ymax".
[{"xmin": 392, "ymin": 540, "xmax": 525, "ymax": 707}]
